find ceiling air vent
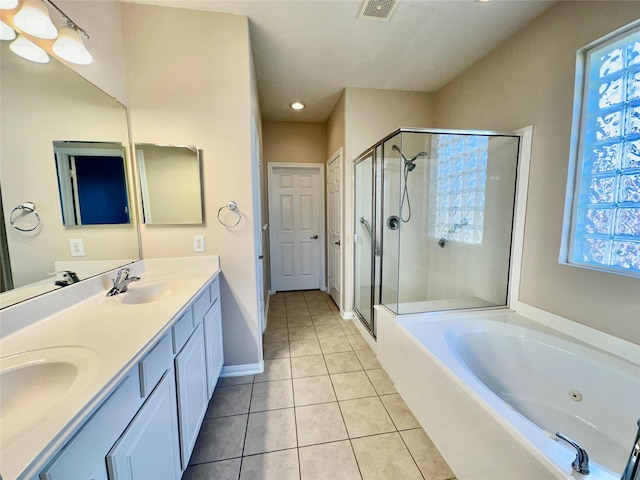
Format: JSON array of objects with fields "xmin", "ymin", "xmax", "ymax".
[{"xmin": 358, "ymin": 0, "xmax": 399, "ymax": 22}]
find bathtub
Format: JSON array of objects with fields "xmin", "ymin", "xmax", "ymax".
[{"xmin": 376, "ymin": 308, "xmax": 640, "ymax": 480}]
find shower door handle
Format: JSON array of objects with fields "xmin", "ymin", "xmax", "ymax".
[{"xmin": 310, "ymin": 235, "xmax": 318, "ymax": 239}]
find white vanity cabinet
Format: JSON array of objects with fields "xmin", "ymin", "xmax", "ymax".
[
  {"xmin": 106, "ymin": 369, "xmax": 181, "ymax": 480},
  {"xmin": 38, "ymin": 273, "xmax": 224, "ymax": 480},
  {"xmin": 175, "ymin": 322, "xmax": 208, "ymax": 469},
  {"xmin": 174, "ymin": 276, "xmax": 223, "ymax": 468},
  {"xmin": 40, "ymin": 369, "xmax": 144, "ymax": 480},
  {"xmin": 106, "ymin": 333, "xmax": 180, "ymax": 480},
  {"xmin": 204, "ymin": 277, "xmax": 223, "ymax": 396}
]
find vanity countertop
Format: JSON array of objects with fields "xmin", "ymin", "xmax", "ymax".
[{"xmin": 0, "ymin": 255, "xmax": 220, "ymax": 480}]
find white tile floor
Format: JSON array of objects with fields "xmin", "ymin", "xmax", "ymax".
[{"xmin": 183, "ymin": 290, "xmax": 456, "ymax": 480}]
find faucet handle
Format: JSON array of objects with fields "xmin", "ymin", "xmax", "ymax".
[{"xmin": 556, "ymin": 432, "xmax": 590, "ymax": 475}]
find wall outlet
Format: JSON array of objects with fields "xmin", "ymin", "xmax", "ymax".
[
  {"xmin": 70, "ymin": 238, "xmax": 85, "ymax": 257},
  {"xmin": 193, "ymin": 235, "xmax": 205, "ymax": 253}
]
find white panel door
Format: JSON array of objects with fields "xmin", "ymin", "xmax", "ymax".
[
  {"xmin": 269, "ymin": 165, "xmax": 323, "ymax": 291},
  {"xmin": 327, "ymin": 150, "xmax": 342, "ymax": 308},
  {"xmin": 251, "ymin": 116, "xmax": 266, "ymax": 333}
]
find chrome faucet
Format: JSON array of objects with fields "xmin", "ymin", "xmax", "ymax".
[
  {"xmin": 556, "ymin": 432, "xmax": 590, "ymax": 475},
  {"xmin": 51, "ymin": 270, "xmax": 80, "ymax": 287},
  {"xmin": 106, "ymin": 268, "xmax": 140, "ymax": 296},
  {"xmin": 622, "ymin": 419, "xmax": 640, "ymax": 480}
]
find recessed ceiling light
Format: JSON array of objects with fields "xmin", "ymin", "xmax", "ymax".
[{"xmin": 290, "ymin": 102, "xmax": 305, "ymax": 110}]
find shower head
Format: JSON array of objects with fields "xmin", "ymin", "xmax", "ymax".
[
  {"xmin": 438, "ymin": 237, "xmax": 446, "ymax": 248},
  {"xmin": 410, "ymin": 152, "xmax": 429, "ymax": 161},
  {"xmin": 392, "ymin": 145, "xmax": 428, "ymax": 172}
]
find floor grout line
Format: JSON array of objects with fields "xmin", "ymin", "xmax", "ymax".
[{"xmin": 186, "ymin": 291, "xmax": 457, "ymax": 480}]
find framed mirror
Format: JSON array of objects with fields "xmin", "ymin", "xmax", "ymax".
[
  {"xmin": 0, "ymin": 42, "xmax": 140, "ymax": 308},
  {"xmin": 135, "ymin": 143, "xmax": 203, "ymax": 224}
]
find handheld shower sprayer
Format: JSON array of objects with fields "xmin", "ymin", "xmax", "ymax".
[
  {"xmin": 391, "ymin": 145, "xmax": 428, "ymax": 222},
  {"xmin": 392, "ymin": 144, "xmax": 428, "ymax": 171}
]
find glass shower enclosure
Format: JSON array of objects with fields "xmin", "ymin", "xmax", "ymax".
[{"xmin": 353, "ymin": 128, "xmax": 521, "ymax": 337}]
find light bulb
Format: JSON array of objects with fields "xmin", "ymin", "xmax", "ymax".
[
  {"xmin": 53, "ymin": 26, "xmax": 92, "ymax": 65},
  {"xmin": 0, "ymin": 20, "xmax": 16, "ymax": 40},
  {"xmin": 0, "ymin": 0, "xmax": 19, "ymax": 10},
  {"xmin": 10, "ymin": 34, "xmax": 49, "ymax": 63},
  {"xmin": 13, "ymin": 0, "xmax": 57, "ymax": 39}
]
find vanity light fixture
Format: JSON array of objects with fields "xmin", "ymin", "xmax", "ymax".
[
  {"xmin": 0, "ymin": 0, "xmax": 18, "ymax": 10},
  {"xmin": 10, "ymin": 33, "xmax": 48, "ymax": 62},
  {"xmin": 13, "ymin": 0, "xmax": 57, "ymax": 39},
  {"xmin": 4, "ymin": 0, "xmax": 92, "ymax": 64},
  {"xmin": 290, "ymin": 102, "xmax": 305, "ymax": 110},
  {"xmin": 0, "ymin": 19, "xmax": 16, "ymax": 40}
]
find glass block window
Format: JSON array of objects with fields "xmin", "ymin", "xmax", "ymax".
[
  {"xmin": 567, "ymin": 24, "xmax": 640, "ymax": 276},
  {"xmin": 431, "ymin": 134, "xmax": 488, "ymax": 245}
]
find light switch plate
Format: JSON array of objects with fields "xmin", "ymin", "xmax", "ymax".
[
  {"xmin": 70, "ymin": 238, "xmax": 85, "ymax": 257},
  {"xmin": 193, "ymin": 235, "xmax": 205, "ymax": 253}
]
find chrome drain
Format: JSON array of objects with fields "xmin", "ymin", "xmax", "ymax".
[{"xmin": 569, "ymin": 389, "xmax": 583, "ymax": 402}]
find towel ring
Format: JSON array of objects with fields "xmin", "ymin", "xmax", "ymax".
[
  {"xmin": 9, "ymin": 202, "xmax": 41, "ymax": 232},
  {"xmin": 217, "ymin": 201, "xmax": 241, "ymax": 227}
]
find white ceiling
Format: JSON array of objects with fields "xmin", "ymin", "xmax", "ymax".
[{"xmin": 130, "ymin": 0, "xmax": 555, "ymax": 122}]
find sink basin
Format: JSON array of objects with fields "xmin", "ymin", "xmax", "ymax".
[
  {"xmin": 117, "ymin": 276, "xmax": 191, "ymax": 305},
  {"xmin": 0, "ymin": 346, "xmax": 99, "ymax": 443}
]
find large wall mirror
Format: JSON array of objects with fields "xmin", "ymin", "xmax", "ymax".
[
  {"xmin": 136, "ymin": 143, "xmax": 203, "ymax": 224},
  {"xmin": 0, "ymin": 42, "xmax": 140, "ymax": 308}
]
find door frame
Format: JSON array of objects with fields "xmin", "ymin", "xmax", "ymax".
[
  {"xmin": 267, "ymin": 162, "xmax": 326, "ymax": 292},
  {"xmin": 326, "ymin": 148, "xmax": 343, "ymax": 311},
  {"xmin": 251, "ymin": 115, "xmax": 266, "ymax": 334}
]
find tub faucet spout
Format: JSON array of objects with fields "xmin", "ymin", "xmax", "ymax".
[
  {"xmin": 556, "ymin": 432, "xmax": 590, "ymax": 475},
  {"xmin": 621, "ymin": 419, "xmax": 640, "ymax": 480}
]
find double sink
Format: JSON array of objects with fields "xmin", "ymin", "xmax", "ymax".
[{"xmin": 0, "ymin": 273, "xmax": 192, "ymax": 448}]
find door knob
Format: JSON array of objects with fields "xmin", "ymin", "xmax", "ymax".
[
  {"xmin": 311, "ymin": 235, "xmax": 318, "ymax": 239},
  {"xmin": 334, "ymin": 241, "xmax": 341, "ymax": 246}
]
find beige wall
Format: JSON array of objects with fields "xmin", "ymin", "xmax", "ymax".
[
  {"xmin": 55, "ymin": 1, "xmax": 128, "ymax": 104},
  {"xmin": 327, "ymin": 91, "xmax": 346, "ymax": 162},
  {"xmin": 345, "ymin": 88, "xmax": 434, "ymax": 162},
  {"xmin": 434, "ymin": 1, "xmax": 640, "ymax": 344},
  {"xmin": 123, "ymin": 4, "xmax": 261, "ymax": 366},
  {"xmin": 263, "ymin": 122, "xmax": 327, "ymax": 165}
]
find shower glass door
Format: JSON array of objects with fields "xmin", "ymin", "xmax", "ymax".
[
  {"xmin": 353, "ymin": 128, "xmax": 522, "ymax": 325},
  {"xmin": 353, "ymin": 152, "xmax": 375, "ymax": 333},
  {"xmin": 386, "ymin": 130, "xmax": 520, "ymax": 315}
]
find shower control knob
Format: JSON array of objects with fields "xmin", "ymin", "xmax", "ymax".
[
  {"xmin": 334, "ymin": 241, "xmax": 341, "ymax": 246},
  {"xmin": 310, "ymin": 235, "xmax": 318, "ymax": 239}
]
